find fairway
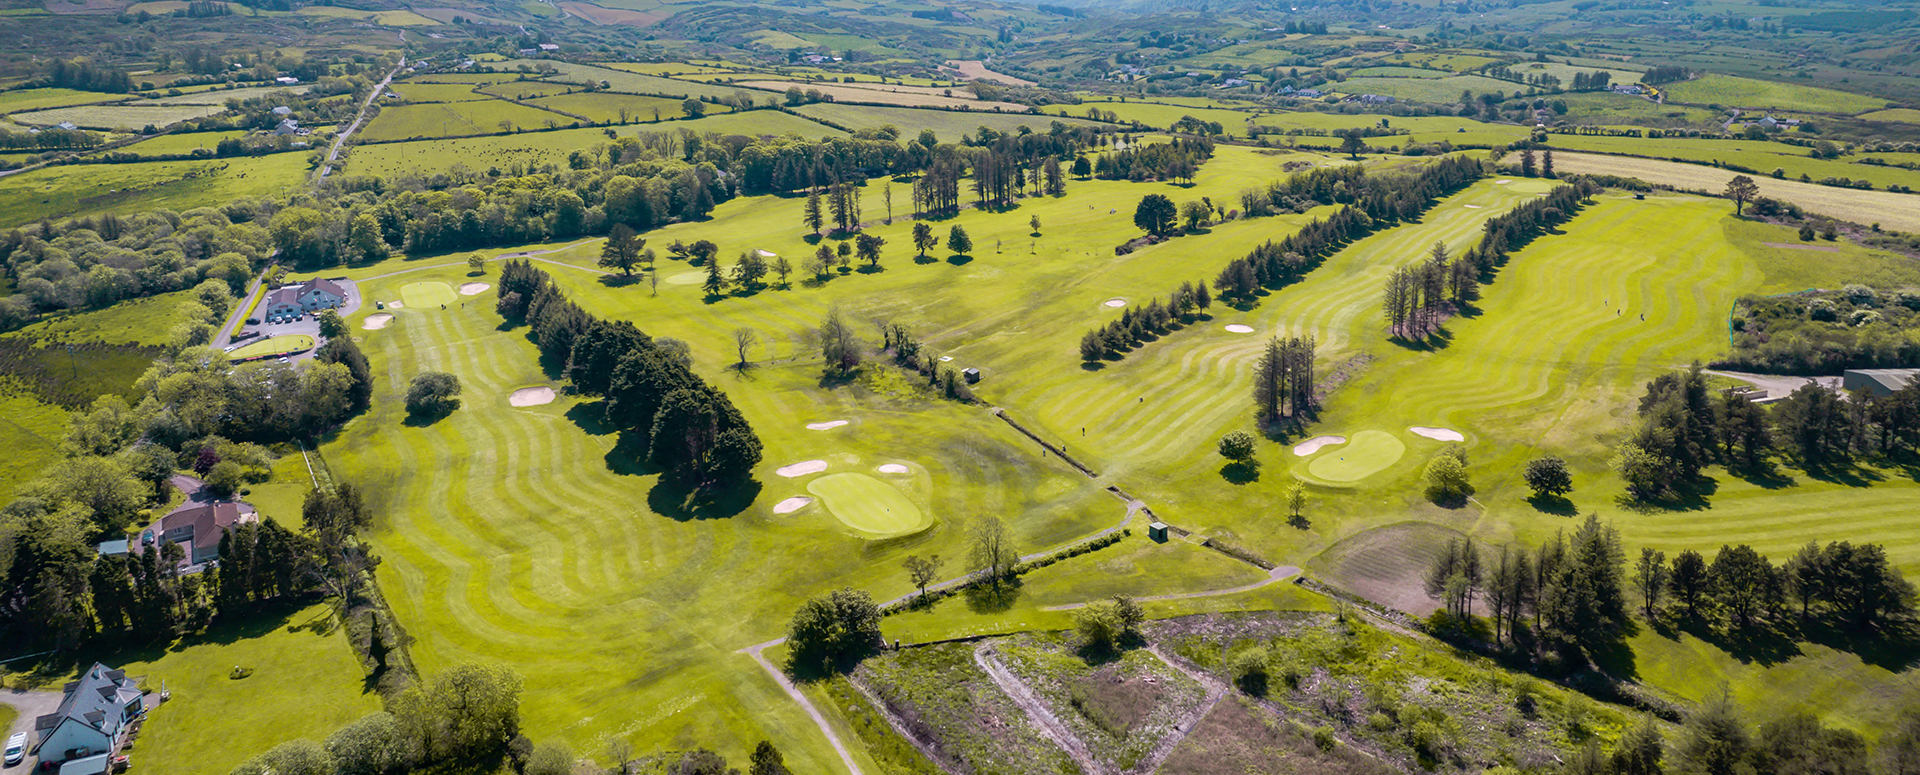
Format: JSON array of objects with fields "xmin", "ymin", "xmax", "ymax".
[
  {"xmin": 1304, "ymin": 429, "xmax": 1406, "ymax": 482},
  {"xmin": 400, "ymin": 281, "xmax": 457, "ymax": 308},
  {"xmin": 805, "ymin": 472, "xmax": 929, "ymax": 536},
  {"xmin": 230, "ymin": 334, "xmax": 314, "ymax": 359}
]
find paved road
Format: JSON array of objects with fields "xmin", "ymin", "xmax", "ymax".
[
  {"xmin": 1, "ymin": 689, "xmax": 62, "ymax": 774},
  {"xmin": 211, "ymin": 274, "xmax": 264, "ymax": 349},
  {"xmin": 1705, "ymin": 369, "xmax": 1842, "ymax": 399},
  {"xmin": 317, "ymin": 54, "xmax": 405, "ymax": 181}
]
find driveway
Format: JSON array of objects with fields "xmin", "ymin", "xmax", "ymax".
[
  {"xmin": 223, "ymin": 278, "xmax": 361, "ymax": 364},
  {"xmin": 1706, "ymin": 370, "xmax": 1843, "ymax": 400},
  {"xmin": 1, "ymin": 689, "xmax": 62, "ymax": 773}
]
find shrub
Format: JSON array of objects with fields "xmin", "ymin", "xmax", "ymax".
[
  {"xmin": 1850, "ymin": 310, "xmax": 1881, "ymax": 327},
  {"xmin": 1217, "ymin": 431, "xmax": 1256, "ymax": 461},
  {"xmin": 404, "ymin": 372, "xmax": 462, "ymax": 418},
  {"xmin": 1843, "ymin": 284, "xmax": 1877, "ymax": 305},
  {"xmin": 1228, "ymin": 646, "xmax": 1270, "ymax": 695},
  {"xmin": 1807, "ymin": 298, "xmax": 1838, "ymax": 321}
]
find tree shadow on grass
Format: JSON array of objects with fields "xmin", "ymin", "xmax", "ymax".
[
  {"xmin": 1388, "ymin": 328, "xmax": 1454, "ymax": 352},
  {"xmin": 565, "ymin": 401, "xmax": 617, "ymax": 437},
  {"xmin": 597, "ymin": 274, "xmax": 643, "ymax": 288},
  {"xmin": 1728, "ymin": 464, "xmax": 1795, "ymax": 490},
  {"xmin": 912, "ymin": 253, "xmax": 938, "ymax": 265},
  {"xmin": 964, "ymin": 578, "xmax": 1023, "ymax": 614},
  {"xmin": 606, "ymin": 430, "xmax": 662, "ymax": 477},
  {"xmin": 648, "ymin": 475, "xmax": 761, "ymax": 520},
  {"xmin": 946, "ymin": 254, "xmax": 973, "ymax": 266},
  {"xmin": 1679, "ymin": 617, "xmax": 1802, "ymax": 667},
  {"xmin": 400, "ymin": 407, "xmax": 456, "ymax": 428},
  {"xmin": 1079, "ymin": 361, "xmax": 1105, "ymax": 372},
  {"xmin": 1527, "ymin": 494, "xmax": 1577, "ymax": 517},
  {"xmin": 1799, "ymin": 617, "xmax": 1920, "ymax": 672},
  {"xmin": 1803, "ymin": 461, "xmax": 1883, "ymax": 489},
  {"xmin": 1220, "ymin": 461, "xmax": 1260, "ymax": 484}
]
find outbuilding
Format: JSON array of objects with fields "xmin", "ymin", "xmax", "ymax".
[
  {"xmin": 1842, "ymin": 368, "xmax": 1920, "ymax": 397},
  {"xmin": 1148, "ymin": 522, "xmax": 1169, "ymax": 543},
  {"xmin": 962, "ymin": 367, "xmax": 981, "ymax": 384}
]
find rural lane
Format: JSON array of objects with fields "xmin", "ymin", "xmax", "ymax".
[
  {"xmin": 737, "ymin": 639, "xmax": 865, "ymax": 775},
  {"xmin": 316, "ymin": 53, "xmax": 406, "ymax": 181},
  {"xmin": 1705, "ymin": 369, "xmax": 1842, "ymax": 399}
]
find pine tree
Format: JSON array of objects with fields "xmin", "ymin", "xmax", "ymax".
[
  {"xmin": 703, "ymin": 255, "xmax": 727, "ymax": 297},
  {"xmin": 804, "ymin": 188, "xmax": 823, "ymax": 234}
]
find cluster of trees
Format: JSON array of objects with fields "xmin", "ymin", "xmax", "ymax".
[
  {"xmin": 497, "ymin": 261, "xmax": 761, "ymax": 490},
  {"xmin": 0, "ymin": 209, "xmax": 271, "ymax": 329},
  {"xmin": 1568, "ymin": 70, "xmax": 1615, "ymax": 91},
  {"xmin": 1092, "ymin": 137, "xmax": 1214, "ymax": 183},
  {"xmin": 1252, "ymin": 336, "xmax": 1316, "ymax": 423},
  {"xmin": 1078, "ymin": 280, "xmax": 1213, "ymax": 362},
  {"xmin": 1564, "ymin": 696, "xmax": 1920, "ymax": 775},
  {"xmin": 1614, "ymin": 366, "xmax": 1920, "ymax": 501},
  {"xmin": 877, "ymin": 320, "xmax": 974, "ymax": 401},
  {"xmin": 1424, "ymin": 515, "xmax": 1631, "ymax": 659},
  {"xmin": 785, "ymin": 587, "xmax": 883, "ymax": 674},
  {"xmin": 42, "ymin": 58, "xmax": 134, "ymax": 93},
  {"xmin": 1642, "ymin": 540, "xmax": 1914, "ymax": 634},
  {"xmin": 0, "ymin": 126, "xmax": 102, "ymax": 152},
  {"xmin": 1216, "ymin": 157, "xmax": 1486, "ymax": 304},
  {"xmin": 1722, "ymin": 285, "xmax": 1920, "ymax": 374},
  {"xmin": 1383, "ymin": 241, "xmax": 1476, "ymax": 340}
]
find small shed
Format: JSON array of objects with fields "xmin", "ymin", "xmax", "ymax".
[
  {"xmin": 962, "ymin": 367, "xmax": 981, "ymax": 384},
  {"xmin": 1148, "ymin": 522, "xmax": 1169, "ymax": 543},
  {"xmin": 96, "ymin": 539, "xmax": 130, "ymax": 557}
]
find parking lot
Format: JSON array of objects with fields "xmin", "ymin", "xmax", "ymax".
[{"xmin": 219, "ymin": 278, "xmax": 361, "ymax": 364}]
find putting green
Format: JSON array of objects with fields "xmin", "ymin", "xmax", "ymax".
[
  {"xmin": 806, "ymin": 472, "xmax": 928, "ymax": 537},
  {"xmin": 230, "ymin": 334, "xmax": 314, "ymax": 359},
  {"xmin": 400, "ymin": 281, "xmax": 458, "ymax": 308},
  {"xmin": 1305, "ymin": 430, "xmax": 1406, "ymax": 482}
]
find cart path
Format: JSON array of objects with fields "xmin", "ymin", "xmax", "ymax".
[
  {"xmin": 738, "ymin": 638, "xmax": 864, "ymax": 775},
  {"xmin": 972, "ymin": 642, "xmax": 1106, "ymax": 775},
  {"xmin": 1040, "ymin": 564, "xmax": 1302, "ymax": 612}
]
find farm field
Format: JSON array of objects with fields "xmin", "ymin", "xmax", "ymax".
[
  {"xmin": 502, "ymin": 60, "xmax": 779, "ymax": 101},
  {"xmin": 1663, "ymin": 73, "xmax": 1890, "ymax": 114},
  {"xmin": 1555, "ymin": 91, "xmax": 1720, "ymax": 125},
  {"xmin": 1546, "ymin": 151, "xmax": 1920, "ymax": 232},
  {"xmin": 794, "ymin": 102, "xmax": 1097, "ymax": 139},
  {"xmin": 731, "ymin": 80, "xmax": 1025, "ymax": 111},
  {"xmin": 384, "ymin": 82, "xmax": 493, "ymax": 103},
  {"xmin": 0, "ymin": 153, "xmax": 308, "ymax": 228},
  {"xmin": 527, "ymin": 91, "xmax": 730, "ymax": 123},
  {"xmin": 1041, "ymin": 100, "xmax": 1250, "ymax": 131},
  {"xmin": 1860, "ymin": 108, "xmax": 1920, "ymax": 124},
  {"xmin": 343, "ymin": 112, "xmax": 841, "ymax": 179},
  {"xmin": 1333, "ymin": 74, "xmax": 1518, "ymax": 102},
  {"xmin": 357, "ymin": 100, "xmax": 578, "ymax": 141},
  {"xmin": 146, "ymin": 84, "xmax": 309, "ymax": 104},
  {"xmin": 11, "ymin": 103, "xmax": 224, "ymax": 129},
  {"xmin": 1544, "ymin": 133, "xmax": 1920, "ymax": 191},
  {"xmin": 0, "ymin": 87, "xmax": 127, "ymax": 114}
]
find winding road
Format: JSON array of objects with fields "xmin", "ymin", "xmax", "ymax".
[{"xmin": 316, "ymin": 52, "xmax": 406, "ymax": 181}]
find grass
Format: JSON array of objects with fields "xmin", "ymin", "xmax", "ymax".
[
  {"xmin": 0, "ymin": 153, "xmax": 308, "ymax": 228},
  {"xmin": 1544, "ymin": 133, "xmax": 1920, "ymax": 192},
  {"xmin": 385, "ymin": 82, "xmax": 491, "ymax": 103},
  {"xmin": 1308, "ymin": 521, "xmax": 1468, "ymax": 615},
  {"xmin": 0, "ymin": 87, "xmax": 127, "ymax": 114},
  {"xmin": 230, "ymin": 334, "xmax": 315, "ymax": 359},
  {"xmin": 1304, "ymin": 430, "xmax": 1407, "ymax": 483},
  {"xmin": 505, "ymin": 60, "xmax": 779, "ymax": 101},
  {"xmin": 731, "ymin": 80, "xmax": 1022, "ymax": 111},
  {"xmin": 398, "ymin": 281, "xmax": 457, "ymax": 307},
  {"xmin": 1331, "ymin": 74, "xmax": 1518, "ymax": 103},
  {"xmin": 1860, "ymin": 108, "xmax": 1920, "ymax": 124},
  {"xmin": 343, "ymin": 114, "xmax": 842, "ymax": 180},
  {"xmin": 115, "ymin": 130, "xmax": 248, "ymax": 156},
  {"xmin": 9, "ymin": 289, "xmax": 195, "ymax": 347},
  {"xmin": 805, "ymin": 472, "xmax": 929, "ymax": 537},
  {"xmin": 1546, "ymin": 151, "xmax": 1920, "ymax": 233},
  {"xmin": 0, "ymin": 392, "xmax": 70, "ymax": 500},
  {"xmin": 527, "ymin": 92, "xmax": 730, "ymax": 123},
  {"xmin": 357, "ymin": 100, "xmax": 579, "ymax": 141},
  {"xmin": 1040, "ymin": 100, "xmax": 1252, "ymax": 132},
  {"xmin": 147, "ymin": 85, "xmax": 309, "ymax": 105},
  {"xmin": 1555, "ymin": 92, "xmax": 1720, "ymax": 126},
  {"xmin": 10, "ymin": 103, "xmax": 224, "ymax": 129},
  {"xmin": 794, "ymin": 102, "xmax": 1094, "ymax": 140},
  {"xmin": 1663, "ymin": 74, "xmax": 1888, "ymax": 114}
]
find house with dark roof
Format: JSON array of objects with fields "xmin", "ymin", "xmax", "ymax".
[
  {"xmin": 260, "ymin": 278, "xmax": 348, "ymax": 320},
  {"xmin": 154, "ymin": 501, "xmax": 257, "ymax": 565},
  {"xmin": 31, "ymin": 663, "xmax": 145, "ymax": 769},
  {"xmin": 1843, "ymin": 368, "xmax": 1919, "ymax": 397}
]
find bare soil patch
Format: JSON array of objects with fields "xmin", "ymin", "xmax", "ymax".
[
  {"xmin": 361, "ymin": 313, "xmax": 394, "ymax": 330},
  {"xmin": 509, "ymin": 387, "xmax": 555, "ymax": 407},
  {"xmin": 458, "ymin": 282, "xmax": 491, "ymax": 295},
  {"xmin": 773, "ymin": 496, "xmax": 813, "ymax": 514},
  {"xmin": 777, "ymin": 460, "xmax": 828, "ymax": 477},
  {"xmin": 943, "ymin": 60, "xmax": 1036, "ymax": 86}
]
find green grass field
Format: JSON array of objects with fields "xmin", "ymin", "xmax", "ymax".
[
  {"xmin": 398, "ymin": 281, "xmax": 457, "ymax": 307},
  {"xmin": 806, "ymin": 472, "xmax": 928, "ymax": 536},
  {"xmin": 1547, "ymin": 151, "xmax": 1920, "ymax": 233},
  {"xmin": 385, "ymin": 82, "xmax": 491, "ymax": 103},
  {"xmin": 1333, "ymin": 74, "xmax": 1518, "ymax": 103},
  {"xmin": 230, "ymin": 334, "xmax": 315, "ymax": 359},
  {"xmin": 1663, "ymin": 74, "xmax": 1888, "ymax": 114},
  {"xmin": 147, "ymin": 85, "xmax": 309, "ymax": 105},
  {"xmin": 11, "ymin": 103, "xmax": 225, "ymax": 129},
  {"xmin": 115, "ymin": 130, "xmax": 248, "ymax": 157},
  {"xmin": 529, "ymin": 92, "xmax": 730, "ymax": 123},
  {"xmin": 0, "ymin": 153, "xmax": 308, "ymax": 228},
  {"xmin": 795, "ymin": 102, "xmax": 1095, "ymax": 140},
  {"xmin": 358, "ymin": 100, "xmax": 579, "ymax": 141},
  {"xmin": 1544, "ymin": 133, "xmax": 1920, "ymax": 191},
  {"xmin": 0, "ymin": 392, "xmax": 71, "ymax": 500},
  {"xmin": 1860, "ymin": 108, "xmax": 1920, "ymax": 124},
  {"xmin": 1303, "ymin": 429, "xmax": 1406, "ymax": 483},
  {"xmin": 343, "ymin": 113, "xmax": 843, "ymax": 180},
  {"xmin": 0, "ymin": 87, "xmax": 128, "ymax": 114}
]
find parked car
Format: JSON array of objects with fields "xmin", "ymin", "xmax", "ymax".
[
  {"xmin": 6, "ymin": 731, "xmax": 26, "ymax": 766},
  {"xmin": 246, "ymin": 317, "xmax": 259, "ymax": 324}
]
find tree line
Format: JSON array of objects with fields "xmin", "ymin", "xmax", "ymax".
[
  {"xmin": 1091, "ymin": 136, "xmax": 1214, "ymax": 184},
  {"xmin": 1078, "ymin": 280, "xmax": 1214, "ymax": 362},
  {"xmin": 1214, "ymin": 156, "xmax": 1487, "ymax": 305},
  {"xmin": 496, "ymin": 260, "xmax": 762, "ymax": 492}
]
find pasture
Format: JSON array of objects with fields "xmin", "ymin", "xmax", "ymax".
[
  {"xmin": 117, "ymin": 130, "xmax": 248, "ymax": 156},
  {"xmin": 0, "ymin": 87, "xmax": 127, "ymax": 114},
  {"xmin": 357, "ymin": 100, "xmax": 578, "ymax": 141},
  {"xmin": 731, "ymin": 80, "xmax": 1024, "ymax": 111},
  {"xmin": 10, "ymin": 103, "xmax": 224, "ymax": 129},
  {"xmin": 0, "ymin": 153, "xmax": 308, "ymax": 229},
  {"xmin": 147, "ymin": 85, "xmax": 310, "ymax": 105},
  {"xmin": 1546, "ymin": 151, "xmax": 1920, "ymax": 233},
  {"xmin": 1545, "ymin": 133, "xmax": 1920, "ymax": 191},
  {"xmin": 1332, "ymin": 74, "xmax": 1517, "ymax": 102},
  {"xmin": 794, "ymin": 103, "xmax": 1098, "ymax": 139},
  {"xmin": 528, "ymin": 92, "xmax": 730, "ymax": 123},
  {"xmin": 1663, "ymin": 74, "xmax": 1889, "ymax": 114}
]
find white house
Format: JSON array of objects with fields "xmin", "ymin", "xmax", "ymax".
[
  {"xmin": 31, "ymin": 663, "xmax": 145, "ymax": 769},
  {"xmin": 275, "ymin": 76, "xmax": 299, "ymax": 85},
  {"xmin": 261, "ymin": 278, "xmax": 348, "ymax": 320}
]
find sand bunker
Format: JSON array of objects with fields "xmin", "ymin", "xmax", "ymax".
[
  {"xmin": 1494, "ymin": 179, "xmax": 1512, "ymax": 184},
  {"xmin": 878, "ymin": 464, "xmax": 910, "ymax": 474},
  {"xmin": 1410, "ymin": 426, "xmax": 1466, "ymax": 442},
  {"xmin": 388, "ymin": 301, "xmax": 405, "ymax": 309},
  {"xmin": 773, "ymin": 496, "xmax": 813, "ymax": 514},
  {"xmin": 1225, "ymin": 324, "xmax": 1255, "ymax": 333},
  {"xmin": 1103, "ymin": 298, "xmax": 1127, "ymax": 308},
  {"xmin": 777, "ymin": 460, "xmax": 829, "ymax": 477},
  {"xmin": 458, "ymin": 282, "xmax": 491, "ymax": 296},
  {"xmin": 756, "ymin": 249, "xmax": 777, "ymax": 258},
  {"xmin": 509, "ymin": 387, "xmax": 555, "ymax": 407},
  {"xmin": 1293, "ymin": 435, "xmax": 1346, "ymax": 456},
  {"xmin": 1464, "ymin": 204, "xmax": 1484, "ymax": 209},
  {"xmin": 807, "ymin": 420, "xmax": 848, "ymax": 431},
  {"xmin": 361, "ymin": 313, "xmax": 394, "ymax": 330}
]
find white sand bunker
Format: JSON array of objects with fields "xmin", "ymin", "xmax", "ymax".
[
  {"xmin": 777, "ymin": 460, "xmax": 829, "ymax": 477},
  {"xmin": 361, "ymin": 313, "xmax": 394, "ymax": 330},
  {"xmin": 1293, "ymin": 435, "xmax": 1346, "ymax": 456},
  {"xmin": 1495, "ymin": 179, "xmax": 1512, "ymax": 184},
  {"xmin": 756, "ymin": 249, "xmax": 777, "ymax": 258},
  {"xmin": 459, "ymin": 282, "xmax": 491, "ymax": 296},
  {"xmin": 1410, "ymin": 426, "xmax": 1466, "ymax": 442},
  {"xmin": 878, "ymin": 464, "xmax": 910, "ymax": 474},
  {"xmin": 773, "ymin": 496, "xmax": 813, "ymax": 514},
  {"xmin": 1225, "ymin": 324, "xmax": 1255, "ymax": 333},
  {"xmin": 807, "ymin": 420, "xmax": 848, "ymax": 431},
  {"xmin": 509, "ymin": 387, "xmax": 555, "ymax": 407},
  {"xmin": 1464, "ymin": 204, "xmax": 1484, "ymax": 209},
  {"xmin": 1103, "ymin": 298, "xmax": 1127, "ymax": 308},
  {"xmin": 388, "ymin": 301, "xmax": 405, "ymax": 309}
]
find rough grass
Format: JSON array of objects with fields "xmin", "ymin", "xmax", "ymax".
[
  {"xmin": 994, "ymin": 632, "xmax": 1209, "ymax": 772},
  {"xmin": 146, "ymin": 85, "xmax": 309, "ymax": 105},
  {"xmin": 1159, "ymin": 694, "xmax": 1391, "ymax": 775},
  {"xmin": 357, "ymin": 100, "xmax": 579, "ymax": 141},
  {"xmin": 0, "ymin": 87, "xmax": 127, "ymax": 113},
  {"xmin": 383, "ymin": 82, "xmax": 490, "ymax": 103},
  {"xmin": 0, "ymin": 392, "xmax": 70, "ymax": 500},
  {"xmin": 732, "ymin": 81, "xmax": 1025, "ymax": 111},
  {"xmin": 1308, "ymin": 521, "xmax": 1467, "ymax": 616},
  {"xmin": 230, "ymin": 334, "xmax": 315, "ymax": 359},
  {"xmin": 343, "ymin": 113, "xmax": 841, "ymax": 179},
  {"xmin": 1663, "ymin": 74, "xmax": 1888, "ymax": 114},
  {"xmin": 1333, "ymin": 75, "xmax": 1519, "ymax": 103},
  {"xmin": 0, "ymin": 153, "xmax": 307, "ymax": 228},
  {"xmin": 795, "ymin": 102, "xmax": 1098, "ymax": 140},
  {"xmin": 115, "ymin": 130, "xmax": 248, "ymax": 157},
  {"xmin": 1545, "ymin": 134, "xmax": 1920, "ymax": 192},
  {"xmin": 11, "ymin": 103, "xmax": 224, "ymax": 129},
  {"xmin": 853, "ymin": 642, "xmax": 1080, "ymax": 775},
  {"xmin": 527, "ymin": 92, "xmax": 730, "ymax": 123}
]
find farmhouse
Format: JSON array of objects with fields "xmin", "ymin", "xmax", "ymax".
[
  {"xmin": 261, "ymin": 278, "xmax": 348, "ymax": 320},
  {"xmin": 1842, "ymin": 368, "xmax": 1919, "ymax": 397},
  {"xmin": 153, "ymin": 501, "xmax": 258, "ymax": 565},
  {"xmin": 31, "ymin": 663, "xmax": 146, "ymax": 771},
  {"xmin": 275, "ymin": 76, "xmax": 299, "ymax": 85}
]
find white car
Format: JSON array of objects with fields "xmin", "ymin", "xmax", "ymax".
[{"xmin": 4, "ymin": 731, "xmax": 25, "ymax": 766}]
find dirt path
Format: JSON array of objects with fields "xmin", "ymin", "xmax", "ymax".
[
  {"xmin": 972, "ymin": 642, "xmax": 1106, "ymax": 775},
  {"xmin": 316, "ymin": 53, "xmax": 406, "ymax": 181},
  {"xmin": 737, "ymin": 638, "xmax": 865, "ymax": 775},
  {"xmin": 1134, "ymin": 646, "xmax": 1229, "ymax": 775},
  {"xmin": 1042, "ymin": 565, "xmax": 1302, "ymax": 612}
]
